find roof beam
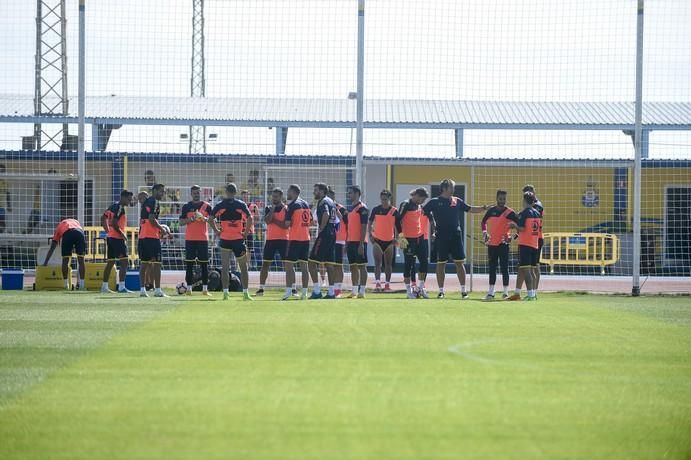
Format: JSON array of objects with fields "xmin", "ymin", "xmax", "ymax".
[{"xmin": 1, "ymin": 116, "xmax": 690, "ymax": 133}]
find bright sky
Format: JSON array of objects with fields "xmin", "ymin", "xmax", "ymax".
[{"xmin": 0, "ymin": 0, "xmax": 690, "ymax": 158}]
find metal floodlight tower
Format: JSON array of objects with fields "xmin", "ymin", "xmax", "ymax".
[
  {"xmin": 189, "ymin": 0, "xmax": 206, "ymax": 154},
  {"xmin": 33, "ymin": 0, "xmax": 70, "ymax": 151}
]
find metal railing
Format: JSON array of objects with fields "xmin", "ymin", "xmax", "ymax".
[{"xmin": 540, "ymin": 233, "xmax": 620, "ymax": 275}]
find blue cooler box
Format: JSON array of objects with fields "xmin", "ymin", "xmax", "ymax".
[
  {"xmin": 125, "ymin": 270, "xmax": 140, "ymax": 291},
  {"xmin": 2, "ymin": 269, "xmax": 24, "ymax": 290}
]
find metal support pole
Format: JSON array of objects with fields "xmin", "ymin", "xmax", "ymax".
[
  {"xmin": 189, "ymin": 0, "xmax": 206, "ymax": 154},
  {"xmin": 469, "ymin": 166, "xmax": 474, "ymax": 292},
  {"xmin": 275, "ymin": 127, "xmax": 288, "ymax": 156},
  {"xmin": 455, "ymin": 129, "xmax": 464, "ymax": 158},
  {"xmin": 632, "ymin": 0, "xmax": 645, "ymax": 296},
  {"xmin": 355, "ymin": 0, "xmax": 365, "ymax": 193},
  {"xmin": 77, "ymin": 0, "xmax": 86, "ymax": 224},
  {"xmin": 33, "ymin": 0, "xmax": 42, "ymax": 149}
]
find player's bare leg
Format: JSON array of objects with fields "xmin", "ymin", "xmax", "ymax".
[
  {"xmin": 533, "ymin": 266, "xmax": 541, "ymax": 296},
  {"xmin": 455, "ymin": 261, "xmax": 468, "ymax": 298},
  {"xmin": 333, "ymin": 254, "xmax": 344, "ymax": 297},
  {"xmin": 298, "ymin": 261, "xmax": 310, "ymax": 299},
  {"xmin": 509, "ymin": 269, "xmax": 526, "ymax": 300},
  {"xmin": 372, "ymin": 244, "xmax": 383, "ymax": 291},
  {"xmin": 348, "ymin": 263, "xmax": 360, "ymax": 298},
  {"xmin": 308, "ymin": 260, "xmax": 323, "ymax": 299},
  {"xmin": 325, "ymin": 263, "xmax": 337, "ymax": 298},
  {"xmin": 319, "ymin": 264, "xmax": 327, "ymax": 287},
  {"xmin": 102, "ymin": 259, "xmax": 117, "ymax": 293},
  {"xmin": 523, "ymin": 266, "xmax": 536, "ymax": 300},
  {"xmin": 117, "ymin": 258, "xmax": 130, "ymax": 292},
  {"xmin": 61, "ymin": 256, "xmax": 71, "ymax": 290},
  {"xmin": 237, "ymin": 253, "xmax": 252, "ymax": 301},
  {"xmin": 283, "ymin": 261, "xmax": 296, "ymax": 300},
  {"xmin": 76, "ymin": 256, "xmax": 86, "ymax": 290},
  {"xmin": 436, "ymin": 261, "xmax": 446, "ymax": 298},
  {"xmin": 357, "ymin": 265, "xmax": 368, "ymax": 298},
  {"xmin": 257, "ymin": 259, "xmax": 271, "ymax": 296},
  {"xmin": 139, "ymin": 262, "xmax": 151, "ymax": 297},
  {"xmin": 308, "ymin": 260, "xmax": 320, "ymax": 284},
  {"xmin": 152, "ymin": 261, "xmax": 167, "ymax": 297},
  {"xmin": 383, "ymin": 245, "xmax": 394, "ymax": 291},
  {"xmin": 221, "ymin": 249, "xmax": 231, "ymax": 300}
]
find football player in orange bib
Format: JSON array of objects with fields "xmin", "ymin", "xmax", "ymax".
[
  {"xmin": 210, "ymin": 183, "xmax": 253, "ymax": 301},
  {"xmin": 179, "ymin": 185, "xmax": 212, "ymax": 296},
  {"xmin": 345, "ymin": 185, "xmax": 369, "ymax": 298},
  {"xmin": 277, "ymin": 184, "xmax": 312, "ymax": 300},
  {"xmin": 101, "ymin": 189, "xmax": 134, "ymax": 293},
  {"xmin": 42, "ymin": 218, "xmax": 87, "ymax": 290},
  {"xmin": 256, "ymin": 187, "xmax": 289, "ymax": 296},
  {"xmin": 508, "ymin": 192, "xmax": 543, "ymax": 301},
  {"xmin": 138, "ymin": 184, "xmax": 170, "ymax": 297},
  {"xmin": 480, "ymin": 190, "xmax": 518, "ymax": 300},
  {"xmin": 368, "ymin": 189, "xmax": 399, "ymax": 292}
]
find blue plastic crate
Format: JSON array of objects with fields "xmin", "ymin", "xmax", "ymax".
[
  {"xmin": 125, "ymin": 270, "xmax": 140, "ymax": 291},
  {"xmin": 2, "ymin": 268, "xmax": 24, "ymax": 290}
]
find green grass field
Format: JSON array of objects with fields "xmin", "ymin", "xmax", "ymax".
[{"xmin": 1, "ymin": 290, "xmax": 690, "ymax": 459}]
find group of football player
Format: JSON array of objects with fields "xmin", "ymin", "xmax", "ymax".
[{"xmin": 42, "ymin": 178, "xmax": 543, "ymax": 301}]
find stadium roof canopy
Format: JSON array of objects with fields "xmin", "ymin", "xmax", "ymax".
[
  {"xmin": 2, "ymin": 95, "xmax": 690, "ymax": 130},
  {"xmin": 1, "ymin": 95, "xmax": 690, "ymax": 156}
]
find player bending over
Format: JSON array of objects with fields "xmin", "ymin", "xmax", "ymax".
[
  {"xmin": 327, "ymin": 187, "xmax": 347, "ymax": 297},
  {"xmin": 481, "ymin": 190, "xmax": 518, "ymax": 300},
  {"xmin": 424, "ymin": 179, "xmax": 488, "ymax": 299},
  {"xmin": 345, "ymin": 185, "xmax": 369, "ymax": 298},
  {"xmin": 508, "ymin": 191, "xmax": 543, "ymax": 301},
  {"xmin": 42, "ymin": 218, "xmax": 87, "ymax": 290},
  {"xmin": 369, "ymin": 189, "xmax": 399, "ymax": 292},
  {"xmin": 307, "ymin": 183, "xmax": 339, "ymax": 299},
  {"xmin": 179, "ymin": 185, "xmax": 212, "ymax": 296},
  {"xmin": 209, "ymin": 183, "xmax": 253, "ymax": 301},
  {"xmin": 397, "ymin": 187, "xmax": 430, "ymax": 299},
  {"xmin": 256, "ymin": 188, "xmax": 289, "ymax": 296},
  {"xmin": 279, "ymin": 184, "xmax": 312, "ymax": 300},
  {"xmin": 101, "ymin": 190, "xmax": 134, "ymax": 293},
  {"xmin": 138, "ymin": 184, "xmax": 169, "ymax": 297}
]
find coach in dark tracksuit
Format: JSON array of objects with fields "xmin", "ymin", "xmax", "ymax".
[{"xmin": 423, "ymin": 179, "xmax": 487, "ymax": 299}]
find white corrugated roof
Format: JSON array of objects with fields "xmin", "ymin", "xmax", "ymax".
[{"xmin": 1, "ymin": 95, "xmax": 690, "ymax": 128}]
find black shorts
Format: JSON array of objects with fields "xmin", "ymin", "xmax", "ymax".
[
  {"xmin": 346, "ymin": 241, "xmax": 368, "ymax": 266},
  {"xmin": 538, "ymin": 238, "xmax": 544, "ymax": 252},
  {"xmin": 286, "ymin": 241, "xmax": 310, "ymax": 263},
  {"xmin": 372, "ymin": 238, "xmax": 394, "ymax": 253},
  {"xmin": 334, "ymin": 243, "xmax": 345, "ymax": 265},
  {"xmin": 61, "ymin": 229, "xmax": 86, "ymax": 257},
  {"xmin": 404, "ymin": 236, "xmax": 429, "ymax": 272},
  {"xmin": 185, "ymin": 240, "xmax": 209, "ymax": 262},
  {"xmin": 435, "ymin": 232, "xmax": 465, "ymax": 263},
  {"xmin": 107, "ymin": 237, "xmax": 128, "ymax": 260},
  {"xmin": 219, "ymin": 239, "xmax": 247, "ymax": 258},
  {"xmin": 263, "ymin": 239, "xmax": 287, "ymax": 262},
  {"xmin": 139, "ymin": 238, "xmax": 161, "ymax": 262},
  {"xmin": 519, "ymin": 245, "xmax": 540, "ymax": 267},
  {"xmin": 309, "ymin": 232, "xmax": 336, "ymax": 264}
]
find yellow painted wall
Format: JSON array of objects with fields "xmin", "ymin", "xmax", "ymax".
[
  {"xmin": 392, "ymin": 163, "xmax": 691, "ymax": 264},
  {"xmin": 394, "ymin": 164, "xmax": 617, "ymax": 265},
  {"xmin": 393, "ymin": 165, "xmax": 615, "ymax": 233}
]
